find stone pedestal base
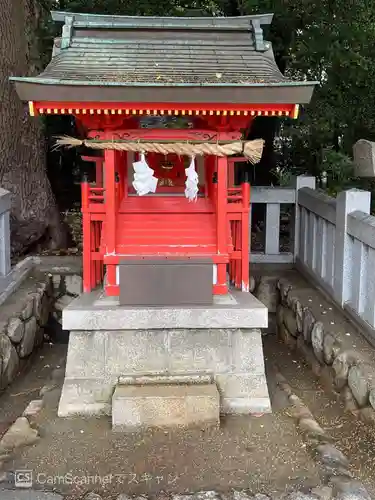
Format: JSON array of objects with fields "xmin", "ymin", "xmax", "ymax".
[
  {"xmin": 58, "ymin": 290, "xmax": 271, "ymax": 418},
  {"xmin": 112, "ymin": 383, "xmax": 220, "ymax": 432}
]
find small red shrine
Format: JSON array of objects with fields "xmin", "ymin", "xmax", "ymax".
[{"xmin": 12, "ymin": 11, "xmax": 316, "ymax": 302}]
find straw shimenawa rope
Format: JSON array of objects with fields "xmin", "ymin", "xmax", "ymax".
[{"xmin": 55, "ymin": 136, "xmax": 265, "ymax": 164}]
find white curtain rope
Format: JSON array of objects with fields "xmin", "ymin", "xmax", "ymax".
[
  {"xmin": 185, "ymin": 155, "xmax": 199, "ymax": 202},
  {"xmin": 132, "ymin": 151, "xmax": 158, "ymax": 196}
]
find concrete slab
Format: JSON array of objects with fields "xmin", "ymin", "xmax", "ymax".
[
  {"xmin": 62, "ymin": 289, "xmax": 268, "ymax": 331},
  {"xmin": 32, "ymin": 256, "xmax": 82, "ymax": 275},
  {"xmin": 95, "ymin": 290, "xmax": 238, "ymax": 307},
  {"xmin": 112, "ymin": 383, "xmax": 220, "ymax": 432},
  {"xmin": 0, "ymin": 257, "xmax": 34, "ymax": 307}
]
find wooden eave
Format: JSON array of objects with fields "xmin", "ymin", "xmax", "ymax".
[
  {"xmin": 27, "ymin": 101, "xmax": 301, "ymax": 119},
  {"xmin": 13, "ymin": 80, "xmax": 315, "ymax": 109}
]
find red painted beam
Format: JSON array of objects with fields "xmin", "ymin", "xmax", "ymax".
[
  {"xmin": 87, "ymin": 128, "xmax": 242, "ymax": 142},
  {"xmin": 103, "ymin": 254, "xmax": 229, "ymax": 265}
]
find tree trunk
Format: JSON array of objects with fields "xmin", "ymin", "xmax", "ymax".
[{"xmin": 0, "ymin": 0, "xmax": 65, "ymax": 256}]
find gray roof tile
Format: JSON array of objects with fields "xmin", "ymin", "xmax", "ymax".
[
  {"xmin": 38, "ymin": 26, "xmax": 285, "ymax": 85},
  {"xmin": 11, "ymin": 12, "xmax": 317, "ymax": 104}
]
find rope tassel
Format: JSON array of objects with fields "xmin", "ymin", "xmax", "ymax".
[{"xmin": 185, "ymin": 156, "xmax": 199, "ymax": 202}]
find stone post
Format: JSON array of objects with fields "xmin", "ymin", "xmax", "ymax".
[
  {"xmin": 0, "ymin": 188, "xmax": 11, "ymax": 279},
  {"xmin": 334, "ymin": 189, "xmax": 371, "ymax": 306},
  {"xmin": 292, "ymin": 175, "xmax": 316, "ymax": 261},
  {"xmin": 353, "ymin": 139, "xmax": 375, "ymax": 177}
]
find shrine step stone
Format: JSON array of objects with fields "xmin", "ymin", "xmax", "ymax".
[{"xmin": 112, "ymin": 383, "xmax": 220, "ymax": 432}]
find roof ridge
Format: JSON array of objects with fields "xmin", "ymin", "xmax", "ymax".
[
  {"xmin": 51, "ymin": 11, "xmax": 274, "ymax": 29},
  {"xmin": 52, "ymin": 11, "xmax": 273, "ymax": 53}
]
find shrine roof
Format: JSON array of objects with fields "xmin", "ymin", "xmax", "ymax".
[{"xmin": 11, "ymin": 11, "xmax": 317, "ymax": 105}]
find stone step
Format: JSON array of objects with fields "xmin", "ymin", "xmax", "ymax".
[
  {"xmin": 118, "ymin": 373, "xmax": 214, "ymax": 386},
  {"xmin": 112, "ymin": 383, "xmax": 220, "ymax": 432}
]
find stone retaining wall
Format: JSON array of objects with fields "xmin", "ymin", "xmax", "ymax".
[
  {"xmin": 52, "ymin": 274, "xmax": 83, "ymax": 326},
  {"xmin": 274, "ymin": 277, "xmax": 375, "ymax": 424},
  {"xmin": 0, "ymin": 272, "xmax": 52, "ymax": 390},
  {"xmin": 252, "ymin": 275, "xmax": 278, "ymax": 335},
  {"xmin": 0, "ymin": 259, "xmax": 82, "ymax": 391}
]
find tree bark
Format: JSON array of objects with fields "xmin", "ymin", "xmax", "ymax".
[{"xmin": 0, "ymin": 0, "xmax": 65, "ymax": 255}]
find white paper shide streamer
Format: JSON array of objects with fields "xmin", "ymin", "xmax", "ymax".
[
  {"xmin": 132, "ymin": 153, "xmax": 158, "ymax": 196},
  {"xmin": 185, "ymin": 156, "xmax": 199, "ymax": 202}
]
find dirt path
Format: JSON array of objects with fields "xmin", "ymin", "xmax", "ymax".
[
  {"xmin": 0, "ymin": 337, "xmax": 374, "ymax": 499},
  {"xmin": 0, "ymin": 344, "xmax": 67, "ymax": 438},
  {"xmin": 264, "ymin": 335, "xmax": 375, "ymax": 496},
  {"xmin": 0, "ymin": 343, "xmax": 322, "ymax": 499}
]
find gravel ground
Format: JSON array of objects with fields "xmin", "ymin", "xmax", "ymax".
[
  {"xmin": 0, "ymin": 344, "xmax": 67, "ymax": 439},
  {"xmin": 0, "ymin": 344, "xmax": 322, "ymax": 499},
  {"xmin": 264, "ymin": 336, "xmax": 375, "ymax": 496}
]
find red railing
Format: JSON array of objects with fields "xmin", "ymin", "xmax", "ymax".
[
  {"xmin": 88, "ymin": 187, "xmax": 105, "ymax": 204},
  {"xmin": 227, "ymin": 182, "xmax": 250, "ymax": 292},
  {"xmin": 81, "ymin": 183, "xmax": 122, "ymax": 211},
  {"xmin": 90, "ymin": 220, "xmax": 104, "ymax": 290},
  {"xmin": 229, "ymin": 220, "xmax": 241, "ymax": 288},
  {"xmin": 82, "ymin": 181, "xmax": 105, "ymax": 293},
  {"xmin": 81, "ymin": 182, "xmax": 105, "ymax": 210},
  {"xmin": 81, "ymin": 179, "xmax": 123, "ymax": 293},
  {"xmin": 227, "ymin": 187, "xmax": 243, "ymax": 203},
  {"xmin": 227, "ymin": 182, "xmax": 250, "ymax": 208}
]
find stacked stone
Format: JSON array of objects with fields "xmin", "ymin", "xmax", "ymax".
[
  {"xmin": 274, "ymin": 370, "xmax": 372, "ymax": 500},
  {"xmin": 276, "ymin": 278, "xmax": 375, "ymax": 424},
  {"xmin": 0, "ymin": 269, "xmax": 82, "ymax": 391},
  {"xmin": 0, "ymin": 274, "xmax": 53, "ymax": 390},
  {"xmin": 52, "ymin": 274, "xmax": 83, "ymax": 325},
  {"xmin": 253, "ymin": 276, "xmax": 278, "ymax": 335}
]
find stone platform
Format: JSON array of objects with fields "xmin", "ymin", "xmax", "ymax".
[
  {"xmin": 112, "ymin": 382, "xmax": 220, "ymax": 431},
  {"xmin": 59, "ymin": 289, "xmax": 270, "ymax": 419}
]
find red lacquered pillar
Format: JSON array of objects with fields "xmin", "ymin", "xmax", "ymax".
[{"xmin": 216, "ymin": 156, "xmax": 228, "ymax": 294}]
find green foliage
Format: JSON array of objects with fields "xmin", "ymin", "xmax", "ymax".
[
  {"xmin": 40, "ymin": 0, "xmax": 217, "ymax": 17},
  {"xmin": 321, "ymin": 149, "xmax": 359, "ymax": 196},
  {"xmin": 237, "ymin": 0, "xmax": 375, "ymax": 194},
  {"xmin": 269, "ymin": 167, "xmax": 293, "ymax": 188}
]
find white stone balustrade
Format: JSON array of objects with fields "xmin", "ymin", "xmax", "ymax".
[
  {"xmin": 250, "ymin": 176, "xmax": 316, "ymax": 264},
  {"xmin": 296, "ymin": 185, "xmax": 375, "ymax": 342}
]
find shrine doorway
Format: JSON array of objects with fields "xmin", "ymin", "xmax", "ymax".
[
  {"xmin": 148, "ymin": 153, "xmax": 186, "ymax": 189},
  {"xmin": 127, "ymin": 153, "xmax": 205, "ymax": 195}
]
